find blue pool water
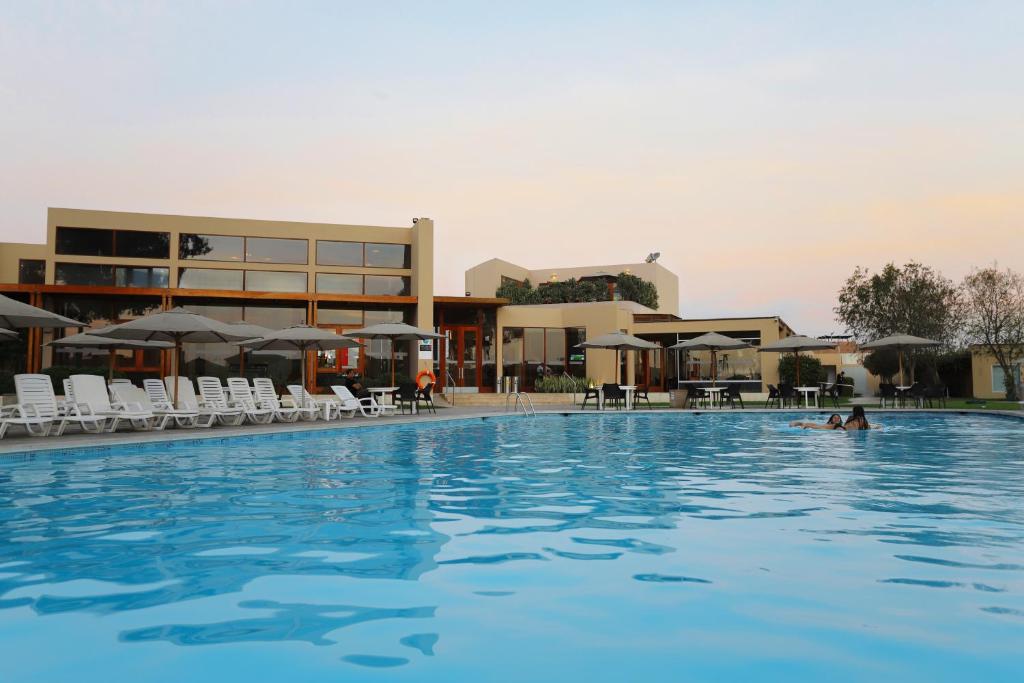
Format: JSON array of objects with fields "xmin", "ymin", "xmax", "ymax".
[{"xmin": 1, "ymin": 412, "xmax": 1023, "ymax": 682}]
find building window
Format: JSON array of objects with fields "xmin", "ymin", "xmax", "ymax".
[
  {"xmin": 317, "ymin": 307, "xmax": 364, "ymax": 325},
  {"xmin": 55, "ymin": 263, "xmax": 115, "ymax": 286},
  {"xmin": 115, "ymin": 267, "xmax": 169, "ymax": 288},
  {"xmin": 18, "ymin": 260, "xmax": 45, "ymax": 284},
  {"xmin": 178, "ymin": 268, "xmax": 244, "ymax": 290},
  {"xmin": 316, "ymin": 273, "xmax": 363, "ymax": 295},
  {"xmin": 364, "ymin": 275, "xmax": 410, "ymax": 296},
  {"xmin": 245, "ymin": 237, "xmax": 307, "ymax": 265},
  {"xmin": 245, "ymin": 270, "xmax": 307, "ymax": 293},
  {"xmin": 365, "ymin": 243, "xmax": 410, "ymax": 268},
  {"xmin": 567, "ymin": 327, "xmax": 587, "ymax": 377},
  {"xmin": 56, "ymin": 227, "xmax": 114, "ymax": 257},
  {"xmin": 364, "ymin": 308, "xmax": 407, "ymax": 325},
  {"xmin": 502, "ymin": 328, "xmax": 524, "ymax": 386},
  {"xmin": 114, "ymin": 230, "xmax": 170, "ymax": 258},
  {"xmin": 992, "ymin": 365, "xmax": 1022, "ymax": 394},
  {"xmin": 180, "ymin": 234, "xmax": 244, "ymax": 261},
  {"xmin": 316, "ymin": 240, "xmax": 364, "ymax": 267}
]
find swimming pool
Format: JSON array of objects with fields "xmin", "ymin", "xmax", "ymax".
[{"xmin": 1, "ymin": 412, "xmax": 1022, "ymax": 682}]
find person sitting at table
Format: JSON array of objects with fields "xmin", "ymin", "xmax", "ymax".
[
  {"xmin": 342, "ymin": 369, "xmax": 370, "ymax": 399},
  {"xmin": 790, "ymin": 414, "xmax": 845, "ymax": 430},
  {"xmin": 844, "ymin": 405, "xmax": 878, "ymax": 430}
]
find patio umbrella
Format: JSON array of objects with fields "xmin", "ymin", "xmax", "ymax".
[
  {"xmin": 100, "ymin": 307, "xmax": 253, "ymax": 405},
  {"xmin": 0, "ymin": 328, "xmax": 17, "ymax": 338},
  {"xmin": 237, "ymin": 326, "xmax": 361, "ymax": 408},
  {"xmin": 757, "ymin": 335, "xmax": 836, "ymax": 387},
  {"xmin": 0, "ymin": 293, "xmax": 84, "ymax": 328},
  {"xmin": 576, "ymin": 331, "xmax": 658, "ymax": 384},
  {"xmin": 224, "ymin": 321, "xmax": 276, "ymax": 376},
  {"xmin": 47, "ymin": 329, "xmax": 172, "ymax": 380},
  {"xmin": 341, "ymin": 323, "xmax": 442, "ymax": 387},
  {"xmin": 859, "ymin": 334, "xmax": 941, "ymax": 385},
  {"xmin": 668, "ymin": 332, "xmax": 751, "ymax": 386}
]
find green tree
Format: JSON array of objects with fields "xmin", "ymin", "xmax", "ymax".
[
  {"xmin": 862, "ymin": 349, "xmax": 901, "ymax": 383},
  {"xmin": 616, "ymin": 272, "xmax": 659, "ymax": 309},
  {"xmin": 777, "ymin": 354, "xmax": 826, "ymax": 386},
  {"xmin": 496, "ymin": 278, "xmax": 541, "ymax": 304},
  {"xmin": 962, "ymin": 265, "xmax": 1024, "ymax": 400}
]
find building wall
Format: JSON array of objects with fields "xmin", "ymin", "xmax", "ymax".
[{"xmin": 970, "ymin": 346, "xmax": 1023, "ymax": 399}]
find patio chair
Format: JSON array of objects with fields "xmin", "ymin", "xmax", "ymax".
[
  {"xmin": 416, "ymin": 382, "xmax": 437, "ymax": 415},
  {"xmin": 393, "ymin": 382, "xmax": 419, "ymax": 415},
  {"xmin": 252, "ymin": 378, "xmax": 315, "ymax": 422},
  {"xmin": 720, "ymin": 384, "xmax": 745, "ymax": 409},
  {"xmin": 905, "ymin": 382, "xmax": 927, "ymax": 409},
  {"xmin": 331, "ymin": 385, "xmax": 395, "ymax": 417},
  {"xmin": 224, "ymin": 377, "xmax": 276, "ymax": 424},
  {"xmin": 633, "ymin": 385, "xmax": 652, "ymax": 409},
  {"xmin": 924, "ymin": 384, "xmax": 947, "ymax": 409},
  {"xmin": 167, "ymin": 376, "xmax": 243, "ymax": 426},
  {"xmin": 779, "ymin": 383, "xmax": 798, "ymax": 408},
  {"xmin": 4, "ymin": 373, "xmax": 91, "ymax": 437},
  {"xmin": 820, "ymin": 382, "xmax": 842, "ymax": 409},
  {"xmin": 601, "ymin": 383, "xmax": 625, "ymax": 410},
  {"xmin": 108, "ymin": 383, "xmax": 172, "ymax": 431},
  {"xmin": 764, "ymin": 384, "xmax": 780, "ymax": 409},
  {"xmin": 580, "ymin": 385, "xmax": 601, "ymax": 410},
  {"xmin": 287, "ymin": 384, "xmax": 352, "ymax": 420},
  {"xmin": 70, "ymin": 374, "xmax": 156, "ymax": 432},
  {"xmin": 145, "ymin": 378, "xmax": 211, "ymax": 428},
  {"xmin": 878, "ymin": 383, "xmax": 898, "ymax": 408},
  {"xmin": 687, "ymin": 386, "xmax": 710, "ymax": 408}
]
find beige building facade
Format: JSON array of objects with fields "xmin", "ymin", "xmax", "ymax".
[{"xmin": 970, "ymin": 346, "xmax": 1023, "ymax": 400}]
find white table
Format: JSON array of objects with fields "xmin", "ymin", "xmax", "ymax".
[
  {"xmin": 896, "ymin": 385, "xmax": 919, "ymax": 408},
  {"xmin": 369, "ymin": 386, "xmax": 414, "ymax": 414},
  {"xmin": 795, "ymin": 386, "xmax": 819, "ymax": 408},
  {"xmin": 704, "ymin": 386, "xmax": 726, "ymax": 408},
  {"xmin": 597, "ymin": 385, "xmax": 637, "ymax": 410}
]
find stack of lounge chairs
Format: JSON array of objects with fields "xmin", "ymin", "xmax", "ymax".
[{"xmin": 0, "ymin": 374, "xmax": 411, "ymax": 440}]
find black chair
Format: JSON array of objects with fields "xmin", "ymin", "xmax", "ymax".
[
  {"xmin": 821, "ymin": 382, "xmax": 842, "ymax": 409},
  {"xmin": 580, "ymin": 385, "xmax": 601, "ymax": 410},
  {"xmin": 924, "ymin": 384, "xmax": 947, "ymax": 408},
  {"xmin": 416, "ymin": 382, "xmax": 437, "ymax": 414},
  {"xmin": 721, "ymin": 384, "xmax": 745, "ymax": 409},
  {"xmin": 765, "ymin": 384, "xmax": 780, "ymax": 408},
  {"xmin": 601, "ymin": 383, "xmax": 625, "ymax": 410},
  {"xmin": 779, "ymin": 383, "xmax": 797, "ymax": 408},
  {"xmin": 906, "ymin": 382, "xmax": 927, "ymax": 409},
  {"xmin": 687, "ymin": 386, "xmax": 710, "ymax": 408},
  {"xmin": 879, "ymin": 383, "xmax": 898, "ymax": 408},
  {"xmin": 633, "ymin": 385, "xmax": 651, "ymax": 409},
  {"xmin": 393, "ymin": 382, "xmax": 419, "ymax": 415}
]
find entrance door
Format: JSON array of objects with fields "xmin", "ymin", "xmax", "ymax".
[
  {"xmin": 442, "ymin": 326, "xmax": 479, "ymax": 391},
  {"xmin": 637, "ymin": 346, "xmax": 664, "ymax": 390}
]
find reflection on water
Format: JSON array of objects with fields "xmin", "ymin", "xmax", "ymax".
[{"xmin": 1, "ymin": 413, "xmax": 1023, "ymax": 682}]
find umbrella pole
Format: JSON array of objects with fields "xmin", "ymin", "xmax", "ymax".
[
  {"xmin": 391, "ymin": 342, "xmax": 396, "ymax": 387},
  {"xmin": 108, "ymin": 349, "xmax": 115, "ymax": 382},
  {"xmin": 712, "ymin": 349, "xmax": 717, "ymax": 387},
  {"xmin": 899, "ymin": 349, "xmax": 904, "ymax": 386},
  {"xmin": 173, "ymin": 338, "xmax": 182, "ymax": 408},
  {"xmin": 239, "ymin": 348, "xmax": 245, "ymax": 377},
  {"xmin": 301, "ymin": 346, "xmax": 307, "ymax": 410},
  {"xmin": 795, "ymin": 351, "xmax": 801, "ymax": 387}
]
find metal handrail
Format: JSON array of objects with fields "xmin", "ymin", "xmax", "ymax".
[
  {"xmin": 504, "ymin": 391, "xmax": 536, "ymax": 416},
  {"xmin": 445, "ymin": 368, "xmax": 457, "ymax": 406},
  {"xmin": 562, "ymin": 372, "xmax": 582, "ymax": 406}
]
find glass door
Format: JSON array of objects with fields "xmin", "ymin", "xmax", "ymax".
[{"xmin": 441, "ymin": 326, "xmax": 481, "ymax": 391}]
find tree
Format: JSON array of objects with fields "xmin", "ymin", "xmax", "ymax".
[
  {"xmin": 835, "ymin": 262, "xmax": 961, "ymax": 379},
  {"xmin": 862, "ymin": 349, "xmax": 900, "ymax": 383},
  {"xmin": 777, "ymin": 354, "xmax": 825, "ymax": 386},
  {"xmin": 962, "ymin": 266, "xmax": 1024, "ymax": 400},
  {"xmin": 616, "ymin": 272, "xmax": 659, "ymax": 309}
]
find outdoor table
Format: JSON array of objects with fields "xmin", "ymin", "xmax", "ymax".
[
  {"xmin": 896, "ymin": 385, "xmax": 917, "ymax": 408},
  {"xmin": 596, "ymin": 386, "xmax": 636, "ymax": 410},
  {"xmin": 704, "ymin": 386, "xmax": 726, "ymax": 408},
  {"xmin": 370, "ymin": 386, "xmax": 413, "ymax": 414},
  {"xmin": 795, "ymin": 386, "xmax": 820, "ymax": 408}
]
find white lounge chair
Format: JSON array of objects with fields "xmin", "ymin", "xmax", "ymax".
[
  {"xmin": 252, "ymin": 378, "xmax": 311, "ymax": 422},
  {"xmin": 287, "ymin": 384, "xmax": 353, "ymax": 420},
  {"xmin": 162, "ymin": 377, "xmax": 220, "ymax": 428},
  {"xmin": 109, "ymin": 383, "xmax": 172, "ymax": 431},
  {"xmin": 70, "ymin": 375, "xmax": 157, "ymax": 432},
  {"xmin": 225, "ymin": 378, "xmax": 275, "ymax": 425},
  {"xmin": 192, "ymin": 377, "xmax": 245, "ymax": 426},
  {"xmin": 142, "ymin": 379, "xmax": 206, "ymax": 428},
  {"xmin": 3, "ymin": 374, "xmax": 72, "ymax": 437},
  {"xmin": 331, "ymin": 385, "xmax": 396, "ymax": 417}
]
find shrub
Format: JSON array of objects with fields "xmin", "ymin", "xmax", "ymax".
[
  {"xmin": 777, "ymin": 354, "xmax": 826, "ymax": 386},
  {"xmin": 534, "ymin": 375, "xmax": 593, "ymax": 393},
  {"xmin": 862, "ymin": 350, "xmax": 900, "ymax": 383}
]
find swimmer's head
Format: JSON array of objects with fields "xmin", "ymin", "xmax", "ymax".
[{"xmin": 827, "ymin": 414, "xmax": 842, "ymax": 425}]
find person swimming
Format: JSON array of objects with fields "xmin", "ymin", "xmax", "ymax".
[
  {"xmin": 844, "ymin": 405, "xmax": 875, "ymax": 430},
  {"xmin": 790, "ymin": 414, "xmax": 845, "ymax": 430}
]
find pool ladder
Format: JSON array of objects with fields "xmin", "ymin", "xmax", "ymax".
[{"xmin": 505, "ymin": 391, "xmax": 536, "ymax": 417}]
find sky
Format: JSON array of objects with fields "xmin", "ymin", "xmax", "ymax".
[{"xmin": 1, "ymin": 1, "xmax": 1022, "ymax": 334}]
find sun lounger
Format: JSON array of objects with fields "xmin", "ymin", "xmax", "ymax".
[
  {"xmin": 108, "ymin": 383, "xmax": 172, "ymax": 431},
  {"xmin": 287, "ymin": 384, "xmax": 352, "ymax": 420},
  {"xmin": 3, "ymin": 374, "xmax": 66, "ymax": 437},
  {"xmin": 193, "ymin": 377, "xmax": 247, "ymax": 426},
  {"xmin": 224, "ymin": 378, "xmax": 276, "ymax": 424},
  {"xmin": 70, "ymin": 375, "xmax": 158, "ymax": 432},
  {"xmin": 252, "ymin": 378, "xmax": 313, "ymax": 422},
  {"xmin": 142, "ymin": 379, "xmax": 205, "ymax": 428},
  {"xmin": 330, "ymin": 385, "xmax": 396, "ymax": 417},
  {"xmin": 164, "ymin": 377, "xmax": 236, "ymax": 427}
]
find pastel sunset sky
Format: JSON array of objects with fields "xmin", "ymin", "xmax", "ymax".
[{"xmin": 2, "ymin": 1, "xmax": 1021, "ymax": 334}]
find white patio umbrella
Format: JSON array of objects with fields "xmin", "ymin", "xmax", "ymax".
[
  {"xmin": 101, "ymin": 307, "xmax": 253, "ymax": 405},
  {"xmin": 668, "ymin": 332, "xmax": 751, "ymax": 386},
  {"xmin": 757, "ymin": 335, "xmax": 836, "ymax": 387},
  {"xmin": 341, "ymin": 323, "xmax": 442, "ymax": 386},
  {"xmin": 576, "ymin": 331, "xmax": 659, "ymax": 384},
  {"xmin": 859, "ymin": 334, "xmax": 941, "ymax": 385},
  {"xmin": 224, "ymin": 321, "xmax": 276, "ymax": 376},
  {"xmin": 237, "ymin": 326, "xmax": 361, "ymax": 408},
  {"xmin": 47, "ymin": 329, "xmax": 172, "ymax": 380},
  {"xmin": 0, "ymin": 293, "xmax": 84, "ymax": 328},
  {"xmin": 0, "ymin": 328, "xmax": 17, "ymax": 338}
]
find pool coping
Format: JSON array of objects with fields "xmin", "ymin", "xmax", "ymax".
[{"xmin": 0, "ymin": 407, "xmax": 1021, "ymax": 460}]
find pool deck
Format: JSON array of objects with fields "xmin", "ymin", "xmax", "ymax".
[{"xmin": 1, "ymin": 405, "xmax": 1022, "ymax": 458}]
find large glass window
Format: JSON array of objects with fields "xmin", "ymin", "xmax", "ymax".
[
  {"xmin": 316, "ymin": 240, "xmax": 363, "ymax": 267},
  {"xmin": 317, "ymin": 307, "xmax": 364, "ymax": 325},
  {"xmin": 178, "ymin": 268, "xmax": 244, "ymax": 290},
  {"xmin": 365, "ymin": 243, "xmax": 410, "ymax": 268},
  {"xmin": 115, "ymin": 230, "xmax": 170, "ymax": 258},
  {"xmin": 56, "ymin": 227, "xmax": 113, "ymax": 256},
  {"xmin": 18, "ymin": 259, "xmax": 45, "ymax": 284},
  {"xmin": 316, "ymin": 273, "xmax": 363, "ymax": 295},
  {"xmin": 245, "ymin": 270, "xmax": 307, "ymax": 293},
  {"xmin": 364, "ymin": 308, "xmax": 407, "ymax": 325},
  {"xmin": 567, "ymin": 327, "xmax": 587, "ymax": 378},
  {"xmin": 115, "ymin": 267, "xmax": 169, "ymax": 288},
  {"xmin": 524, "ymin": 328, "xmax": 545, "ymax": 389},
  {"xmin": 544, "ymin": 328, "xmax": 567, "ymax": 377},
  {"xmin": 245, "ymin": 237, "xmax": 307, "ymax": 265},
  {"xmin": 364, "ymin": 275, "xmax": 410, "ymax": 296},
  {"xmin": 55, "ymin": 263, "xmax": 115, "ymax": 286},
  {"xmin": 992, "ymin": 364, "xmax": 1022, "ymax": 394},
  {"xmin": 179, "ymin": 234, "xmax": 244, "ymax": 261}
]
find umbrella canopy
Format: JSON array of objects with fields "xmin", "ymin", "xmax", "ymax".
[
  {"xmin": 0, "ymin": 327, "xmax": 17, "ymax": 338},
  {"xmin": 668, "ymin": 333, "xmax": 751, "ymax": 386},
  {"xmin": 224, "ymin": 321, "xmax": 277, "ymax": 375},
  {"xmin": 757, "ymin": 335, "xmax": 836, "ymax": 387},
  {"xmin": 47, "ymin": 331, "xmax": 172, "ymax": 380},
  {"xmin": 576, "ymin": 332, "xmax": 658, "ymax": 384},
  {"xmin": 342, "ymin": 323, "xmax": 441, "ymax": 386},
  {"xmin": 859, "ymin": 334, "xmax": 941, "ymax": 385},
  {"xmin": 239, "ymin": 326, "xmax": 361, "ymax": 407},
  {"xmin": 0, "ymin": 293, "xmax": 84, "ymax": 328}
]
